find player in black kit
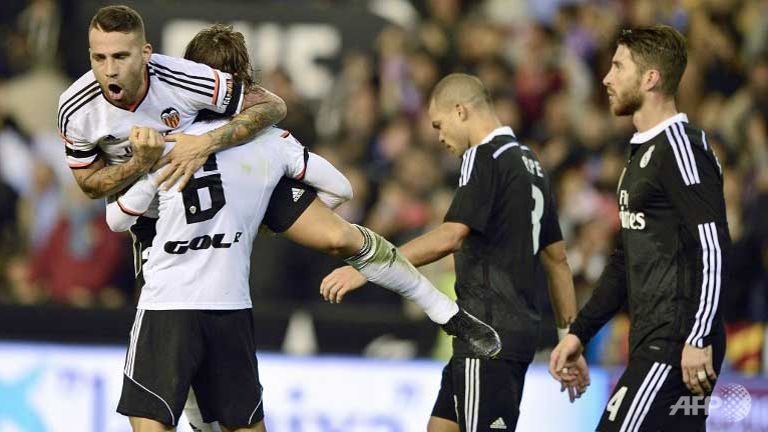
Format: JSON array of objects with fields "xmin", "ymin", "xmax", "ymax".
[
  {"xmin": 550, "ymin": 25, "xmax": 729, "ymax": 432},
  {"xmin": 321, "ymin": 73, "xmax": 586, "ymax": 432}
]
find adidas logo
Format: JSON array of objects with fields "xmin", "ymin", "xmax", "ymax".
[
  {"xmin": 292, "ymin": 187, "xmax": 305, "ymax": 202},
  {"xmin": 490, "ymin": 417, "xmax": 507, "ymax": 429}
]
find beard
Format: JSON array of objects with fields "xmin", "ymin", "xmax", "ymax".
[
  {"xmin": 610, "ymin": 79, "xmax": 644, "ymax": 116},
  {"xmin": 99, "ymin": 63, "xmax": 145, "ymax": 106}
]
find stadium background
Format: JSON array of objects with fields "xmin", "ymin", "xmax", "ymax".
[{"xmin": 0, "ymin": 0, "xmax": 766, "ymax": 430}]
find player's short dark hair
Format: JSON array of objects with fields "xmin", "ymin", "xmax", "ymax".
[
  {"xmin": 430, "ymin": 73, "xmax": 493, "ymax": 110},
  {"xmin": 616, "ymin": 25, "xmax": 687, "ymax": 96},
  {"xmin": 90, "ymin": 5, "xmax": 145, "ymax": 39},
  {"xmin": 184, "ymin": 24, "xmax": 254, "ymax": 90}
]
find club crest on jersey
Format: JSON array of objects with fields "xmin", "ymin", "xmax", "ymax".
[
  {"xmin": 161, "ymin": 107, "xmax": 180, "ymax": 129},
  {"xmin": 640, "ymin": 145, "xmax": 655, "ymax": 168}
]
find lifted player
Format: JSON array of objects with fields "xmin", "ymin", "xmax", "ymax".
[{"xmin": 107, "ymin": 24, "xmax": 503, "ymax": 432}]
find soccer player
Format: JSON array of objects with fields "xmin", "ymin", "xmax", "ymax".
[
  {"xmin": 108, "ymin": 25, "xmax": 502, "ymax": 432},
  {"xmin": 58, "ymin": 5, "xmax": 287, "ymax": 201},
  {"xmin": 115, "ymin": 123, "xmax": 303, "ymax": 432},
  {"xmin": 320, "ymin": 73, "xmax": 586, "ymax": 432},
  {"xmin": 550, "ymin": 25, "xmax": 729, "ymax": 431},
  {"xmin": 181, "ymin": 26, "xmax": 500, "ymax": 358},
  {"xmin": 112, "ymin": 22, "xmax": 501, "ymax": 358}
]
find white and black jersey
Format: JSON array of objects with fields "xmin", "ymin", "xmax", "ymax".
[
  {"xmin": 129, "ymin": 121, "xmax": 307, "ymax": 310},
  {"xmin": 57, "ymin": 53, "xmax": 243, "ymax": 168},
  {"xmin": 444, "ymin": 126, "xmax": 563, "ymax": 362},
  {"xmin": 570, "ymin": 113, "xmax": 730, "ymax": 363}
]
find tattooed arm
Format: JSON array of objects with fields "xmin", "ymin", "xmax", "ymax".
[
  {"xmin": 206, "ymin": 85, "xmax": 287, "ymax": 152},
  {"xmin": 72, "ymin": 127, "xmax": 165, "ymax": 199},
  {"xmin": 155, "ymin": 85, "xmax": 287, "ymax": 189},
  {"xmin": 72, "ymin": 158, "xmax": 144, "ymax": 199}
]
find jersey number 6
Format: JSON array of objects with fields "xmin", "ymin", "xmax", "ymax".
[{"xmin": 181, "ymin": 154, "xmax": 226, "ymax": 224}]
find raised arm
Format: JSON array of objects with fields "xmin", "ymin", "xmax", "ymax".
[
  {"xmin": 204, "ymin": 85, "xmax": 287, "ymax": 152},
  {"xmin": 71, "ymin": 126, "xmax": 165, "ymax": 199},
  {"xmin": 156, "ymin": 85, "xmax": 287, "ymax": 190}
]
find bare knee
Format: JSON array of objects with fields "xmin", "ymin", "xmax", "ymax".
[
  {"xmin": 427, "ymin": 416, "xmax": 459, "ymax": 432},
  {"xmin": 221, "ymin": 420, "xmax": 266, "ymax": 432},
  {"xmin": 323, "ymin": 222, "xmax": 361, "ymax": 257},
  {"xmin": 129, "ymin": 416, "xmax": 173, "ymax": 432}
]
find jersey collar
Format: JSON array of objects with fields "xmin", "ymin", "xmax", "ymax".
[
  {"xmin": 630, "ymin": 113, "xmax": 688, "ymax": 145},
  {"xmin": 479, "ymin": 126, "xmax": 516, "ymax": 146}
]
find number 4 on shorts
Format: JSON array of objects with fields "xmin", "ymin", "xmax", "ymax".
[{"xmin": 606, "ymin": 386, "xmax": 628, "ymax": 421}]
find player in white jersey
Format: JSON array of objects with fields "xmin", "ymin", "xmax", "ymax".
[
  {"xmin": 112, "ymin": 123, "xmax": 304, "ymax": 432},
  {"xmin": 108, "ymin": 124, "xmax": 351, "ymax": 310},
  {"xmin": 58, "ymin": 5, "xmax": 287, "ymax": 201},
  {"xmin": 184, "ymin": 22, "xmax": 499, "ymax": 345},
  {"xmin": 58, "ymin": 5, "xmax": 279, "ymax": 431},
  {"xmin": 106, "ymin": 23, "xmax": 503, "ymax": 432},
  {"xmin": 131, "ymin": 21, "xmax": 500, "ymax": 355},
  {"xmin": 107, "ymin": 123, "xmax": 500, "ymax": 431}
]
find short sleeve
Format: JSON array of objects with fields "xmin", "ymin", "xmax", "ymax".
[
  {"xmin": 59, "ymin": 124, "xmax": 98, "ymax": 169},
  {"xmin": 278, "ymin": 130, "xmax": 309, "ymax": 180},
  {"xmin": 262, "ymin": 177, "xmax": 317, "ymax": 233},
  {"xmin": 540, "ymin": 186, "xmax": 563, "ymax": 248},
  {"xmin": 58, "ymin": 87, "xmax": 100, "ymax": 169},
  {"xmin": 444, "ymin": 146, "xmax": 496, "ymax": 233}
]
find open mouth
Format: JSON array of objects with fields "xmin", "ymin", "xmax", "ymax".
[{"xmin": 107, "ymin": 83, "xmax": 125, "ymax": 100}]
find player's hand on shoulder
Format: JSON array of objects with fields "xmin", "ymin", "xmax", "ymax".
[
  {"xmin": 320, "ymin": 266, "xmax": 367, "ymax": 304},
  {"xmin": 154, "ymin": 132, "xmax": 213, "ymax": 191},
  {"xmin": 130, "ymin": 126, "xmax": 165, "ymax": 167}
]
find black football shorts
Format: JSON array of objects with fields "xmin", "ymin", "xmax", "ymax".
[
  {"xmin": 431, "ymin": 356, "xmax": 529, "ymax": 432},
  {"xmin": 262, "ymin": 177, "xmax": 317, "ymax": 233},
  {"xmin": 117, "ymin": 309, "xmax": 264, "ymax": 428}
]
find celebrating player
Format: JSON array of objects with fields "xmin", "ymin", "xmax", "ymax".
[
  {"xmin": 58, "ymin": 5, "xmax": 286, "ymax": 202},
  {"xmin": 106, "ymin": 24, "xmax": 503, "ymax": 432}
]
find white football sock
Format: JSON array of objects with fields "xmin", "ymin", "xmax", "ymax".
[{"xmin": 345, "ymin": 225, "xmax": 459, "ymax": 324}]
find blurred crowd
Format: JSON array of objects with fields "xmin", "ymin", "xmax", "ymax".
[{"xmin": 0, "ymin": 0, "xmax": 766, "ymax": 369}]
